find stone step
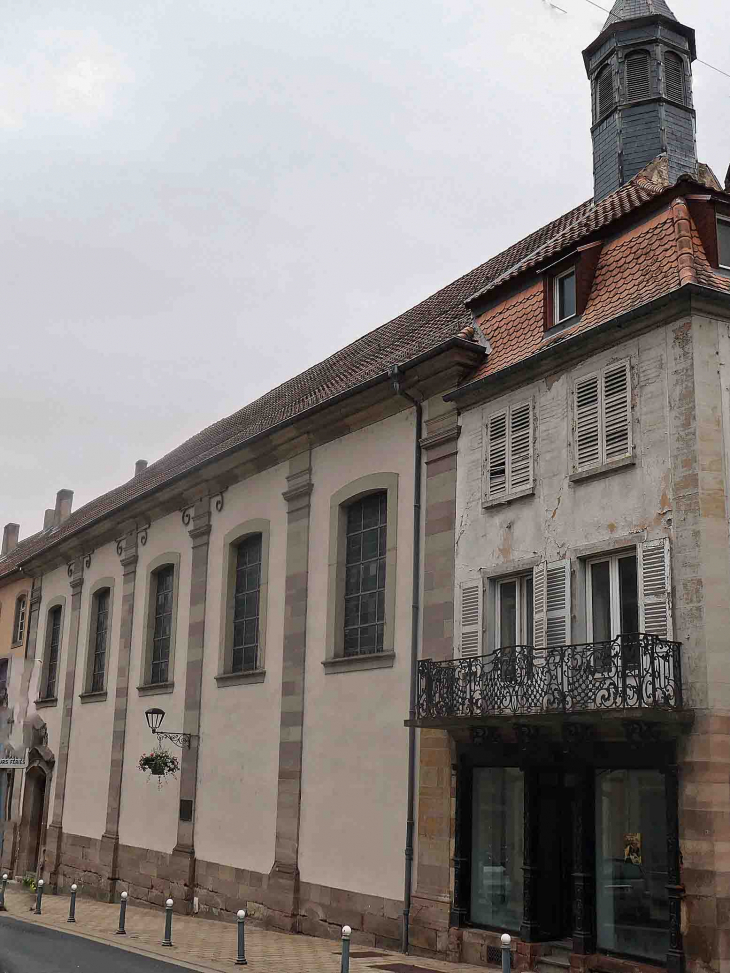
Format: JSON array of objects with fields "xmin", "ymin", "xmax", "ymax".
[{"xmin": 536, "ymin": 954, "xmax": 572, "ymax": 973}]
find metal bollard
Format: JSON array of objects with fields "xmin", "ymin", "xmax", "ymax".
[
  {"xmin": 501, "ymin": 933, "xmax": 511, "ymax": 973},
  {"xmin": 68, "ymin": 884, "xmax": 77, "ymax": 922},
  {"xmin": 34, "ymin": 879, "xmax": 44, "ymax": 915},
  {"xmin": 116, "ymin": 891, "xmax": 128, "ymax": 935},
  {"xmin": 0, "ymin": 873, "xmax": 8, "ymax": 911},
  {"xmin": 162, "ymin": 898, "xmax": 173, "ymax": 947},
  {"xmin": 235, "ymin": 909, "xmax": 247, "ymax": 965},
  {"xmin": 341, "ymin": 924, "xmax": 352, "ymax": 973}
]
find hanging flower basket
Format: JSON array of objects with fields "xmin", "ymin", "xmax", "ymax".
[{"xmin": 138, "ymin": 747, "xmax": 179, "ymax": 786}]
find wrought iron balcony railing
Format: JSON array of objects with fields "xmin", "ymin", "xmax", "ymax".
[{"xmin": 417, "ymin": 634, "xmax": 682, "ymax": 722}]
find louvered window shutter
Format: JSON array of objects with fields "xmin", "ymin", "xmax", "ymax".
[
  {"xmin": 532, "ymin": 563, "xmax": 547, "ymax": 650},
  {"xmin": 458, "ymin": 579, "xmax": 483, "ymax": 658},
  {"xmin": 597, "ymin": 65, "xmax": 614, "ymax": 117},
  {"xmin": 575, "ymin": 374, "xmax": 601, "ymax": 470},
  {"xmin": 486, "ymin": 411, "xmax": 508, "ymax": 501},
  {"xmin": 626, "ymin": 52, "xmax": 651, "ymax": 101},
  {"xmin": 664, "ymin": 52, "xmax": 685, "ymax": 105},
  {"xmin": 639, "ymin": 538, "xmax": 673, "ymax": 639},
  {"xmin": 546, "ymin": 560, "xmax": 571, "ymax": 647},
  {"xmin": 508, "ymin": 402, "xmax": 533, "ymax": 494},
  {"xmin": 602, "ymin": 362, "xmax": 632, "ymax": 462}
]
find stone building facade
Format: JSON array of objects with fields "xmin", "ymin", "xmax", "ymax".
[{"xmin": 1, "ymin": 2, "xmax": 730, "ymax": 972}]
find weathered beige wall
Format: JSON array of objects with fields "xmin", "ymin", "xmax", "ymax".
[
  {"xmin": 456, "ymin": 326, "xmax": 676, "ymax": 647},
  {"xmin": 194, "ymin": 461, "xmax": 287, "ymax": 874},
  {"xmin": 63, "ymin": 543, "xmax": 121, "ymax": 839},
  {"xmin": 298, "ymin": 408, "xmax": 415, "ymax": 901},
  {"xmin": 118, "ymin": 510, "xmax": 191, "ymax": 853}
]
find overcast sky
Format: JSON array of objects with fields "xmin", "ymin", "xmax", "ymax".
[{"xmin": 1, "ymin": 0, "xmax": 728, "ymax": 538}]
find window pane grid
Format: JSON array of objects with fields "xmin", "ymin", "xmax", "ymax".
[
  {"xmin": 45, "ymin": 607, "xmax": 62, "ymax": 699},
  {"xmin": 91, "ymin": 590, "xmax": 109, "ymax": 693},
  {"xmin": 719, "ymin": 218, "xmax": 730, "ymax": 270},
  {"xmin": 13, "ymin": 597, "xmax": 26, "ymax": 644},
  {"xmin": 151, "ymin": 566, "xmax": 174, "ymax": 685},
  {"xmin": 344, "ymin": 493, "xmax": 387, "ymax": 657},
  {"xmin": 232, "ymin": 535, "xmax": 262, "ymax": 673}
]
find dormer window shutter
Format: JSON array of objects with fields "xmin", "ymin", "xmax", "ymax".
[
  {"xmin": 457, "ymin": 578, "xmax": 483, "ymax": 659},
  {"xmin": 575, "ymin": 373, "xmax": 601, "ymax": 470},
  {"xmin": 603, "ymin": 361, "xmax": 632, "ymax": 462},
  {"xmin": 485, "ymin": 403, "xmax": 533, "ymax": 502},
  {"xmin": 664, "ymin": 52, "xmax": 685, "ymax": 105},
  {"xmin": 626, "ymin": 51, "xmax": 651, "ymax": 101},
  {"xmin": 638, "ymin": 538, "xmax": 673, "ymax": 639}
]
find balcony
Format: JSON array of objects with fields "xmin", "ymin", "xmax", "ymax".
[{"xmin": 415, "ymin": 634, "xmax": 684, "ymax": 725}]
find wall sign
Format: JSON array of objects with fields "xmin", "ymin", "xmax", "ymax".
[{"xmin": 0, "ymin": 751, "xmax": 28, "ymax": 770}]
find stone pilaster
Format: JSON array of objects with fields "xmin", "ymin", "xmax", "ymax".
[
  {"xmin": 171, "ymin": 497, "xmax": 212, "ymax": 904},
  {"xmin": 267, "ymin": 451, "xmax": 313, "ymax": 931},
  {"xmin": 411, "ymin": 401, "xmax": 459, "ymax": 955},
  {"xmin": 47, "ymin": 558, "xmax": 84, "ymax": 889},
  {"xmin": 99, "ymin": 530, "xmax": 139, "ymax": 901}
]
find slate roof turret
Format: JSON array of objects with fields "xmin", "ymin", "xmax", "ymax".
[{"xmin": 603, "ymin": 0, "xmax": 678, "ymax": 27}]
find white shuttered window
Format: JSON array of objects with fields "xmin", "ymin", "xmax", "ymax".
[
  {"xmin": 532, "ymin": 560, "xmax": 571, "ymax": 649},
  {"xmin": 457, "ymin": 578, "xmax": 483, "ymax": 658},
  {"xmin": 574, "ymin": 361, "xmax": 632, "ymax": 472},
  {"xmin": 485, "ymin": 402, "xmax": 534, "ymax": 503},
  {"xmin": 638, "ymin": 538, "xmax": 673, "ymax": 639}
]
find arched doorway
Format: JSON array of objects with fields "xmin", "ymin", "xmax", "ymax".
[{"xmin": 16, "ymin": 751, "xmax": 52, "ymax": 877}]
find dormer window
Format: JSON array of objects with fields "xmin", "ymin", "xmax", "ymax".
[
  {"xmin": 625, "ymin": 51, "xmax": 651, "ymax": 101},
  {"xmin": 554, "ymin": 268, "xmax": 576, "ymax": 324},
  {"xmin": 718, "ymin": 217, "xmax": 730, "ymax": 270}
]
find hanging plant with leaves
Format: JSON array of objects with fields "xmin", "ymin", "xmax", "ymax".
[{"xmin": 138, "ymin": 747, "xmax": 179, "ymax": 787}]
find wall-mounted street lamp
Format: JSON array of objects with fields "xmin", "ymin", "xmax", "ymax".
[{"xmin": 144, "ymin": 707, "xmax": 193, "ymax": 749}]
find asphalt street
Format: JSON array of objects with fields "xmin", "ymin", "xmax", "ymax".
[{"xmin": 0, "ymin": 916, "xmax": 196, "ymax": 973}]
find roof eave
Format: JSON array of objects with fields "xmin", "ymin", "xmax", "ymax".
[
  {"xmin": 16, "ymin": 335, "xmax": 485, "ymax": 572},
  {"xmin": 582, "ymin": 14, "xmax": 696, "ymax": 69},
  {"xmin": 446, "ymin": 284, "xmax": 730, "ymax": 406}
]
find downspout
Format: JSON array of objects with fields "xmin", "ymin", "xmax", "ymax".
[{"xmin": 388, "ymin": 365, "xmax": 422, "ymax": 955}]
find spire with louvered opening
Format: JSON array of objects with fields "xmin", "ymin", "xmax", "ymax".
[
  {"xmin": 583, "ymin": 0, "xmax": 697, "ymax": 201},
  {"xmin": 603, "ymin": 0, "xmax": 678, "ymax": 28}
]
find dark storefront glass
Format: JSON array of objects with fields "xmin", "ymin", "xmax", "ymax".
[
  {"xmin": 595, "ymin": 769, "xmax": 669, "ymax": 961},
  {"xmin": 471, "ymin": 768, "xmax": 524, "ymax": 931}
]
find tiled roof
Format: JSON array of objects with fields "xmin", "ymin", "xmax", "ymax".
[{"xmin": 1, "ymin": 160, "xmax": 725, "ymax": 579}]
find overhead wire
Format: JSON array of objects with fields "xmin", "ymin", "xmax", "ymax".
[{"xmin": 546, "ymin": 0, "xmax": 730, "ymax": 82}]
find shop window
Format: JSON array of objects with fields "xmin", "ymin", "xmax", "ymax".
[
  {"xmin": 595, "ymin": 769, "xmax": 669, "ymax": 961},
  {"xmin": 471, "ymin": 767, "xmax": 524, "ymax": 932}
]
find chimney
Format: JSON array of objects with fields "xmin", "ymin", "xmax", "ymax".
[
  {"xmin": 54, "ymin": 489, "xmax": 74, "ymax": 527},
  {"xmin": 135, "ymin": 459, "xmax": 148, "ymax": 477},
  {"xmin": 1, "ymin": 523, "xmax": 19, "ymax": 556},
  {"xmin": 725, "ymin": 163, "xmax": 730, "ymax": 192}
]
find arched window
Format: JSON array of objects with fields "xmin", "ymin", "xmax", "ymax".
[
  {"xmin": 90, "ymin": 587, "xmax": 110, "ymax": 693},
  {"xmin": 664, "ymin": 51, "xmax": 685, "ymax": 104},
  {"xmin": 232, "ymin": 534, "xmax": 263, "ymax": 673},
  {"xmin": 150, "ymin": 565, "xmax": 174, "ymax": 685},
  {"xmin": 43, "ymin": 606, "xmax": 62, "ymax": 699},
  {"xmin": 12, "ymin": 595, "xmax": 27, "ymax": 645},
  {"xmin": 625, "ymin": 51, "xmax": 652, "ymax": 101},
  {"xmin": 344, "ymin": 492, "xmax": 388, "ymax": 656},
  {"xmin": 596, "ymin": 65, "xmax": 615, "ymax": 118}
]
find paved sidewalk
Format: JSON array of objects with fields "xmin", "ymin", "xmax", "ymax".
[{"xmin": 0, "ymin": 885, "xmax": 491, "ymax": 973}]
